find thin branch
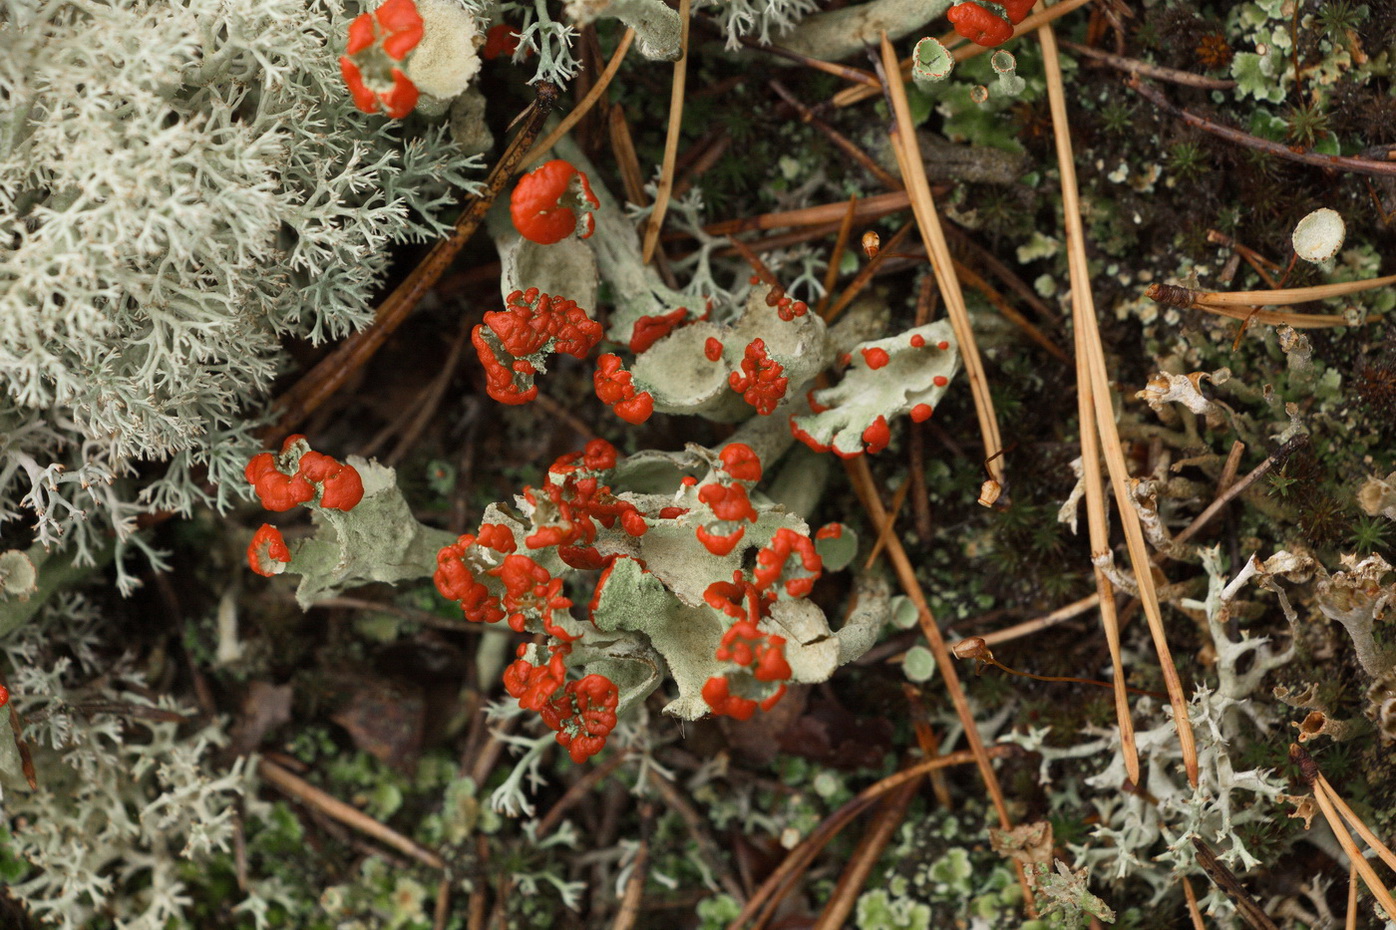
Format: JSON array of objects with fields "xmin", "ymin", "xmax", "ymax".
[
  {"xmin": 769, "ymin": 80, "xmax": 903, "ymax": 190},
  {"xmin": 738, "ymin": 32, "xmax": 879, "ymax": 87},
  {"xmin": 823, "ymin": 220, "xmax": 915, "ymax": 323},
  {"xmin": 703, "ymin": 190, "xmax": 912, "ymax": 237},
  {"xmin": 843, "ymin": 453, "xmax": 1030, "ymax": 910},
  {"xmin": 1131, "ymin": 78, "xmax": 1396, "ymax": 178},
  {"xmin": 980, "ymin": 593, "xmax": 1101, "ymax": 647},
  {"xmin": 815, "ymin": 197, "xmax": 859, "ymax": 319},
  {"xmin": 1063, "ymin": 40, "xmax": 1235, "ymax": 89}
]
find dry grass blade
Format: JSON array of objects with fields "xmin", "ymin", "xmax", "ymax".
[
  {"xmin": 879, "ymin": 34, "xmax": 1006, "ymax": 488},
  {"xmin": 843, "ymin": 455, "xmax": 1035, "ymax": 912},
  {"xmin": 523, "ymin": 29, "xmax": 635, "ymax": 169},
  {"xmin": 1189, "ymin": 303, "xmax": 1353, "ymax": 329},
  {"xmin": 1038, "ymin": 21, "xmax": 1194, "ymax": 784},
  {"xmin": 1347, "ymin": 861, "xmax": 1360, "ymax": 930},
  {"xmin": 640, "ymin": 0, "xmax": 691, "ymax": 264},
  {"xmin": 1317, "ymin": 773, "xmax": 1396, "ymax": 875},
  {"xmin": 1180, "ymin": 273, "xmax": 1396, "ymax": 307},
  {"xmin": 1309, "ymin": 780, "xmax": 1396, "ymax": 920}
]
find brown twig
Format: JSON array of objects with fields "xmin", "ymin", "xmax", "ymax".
[
  {"xmin": 534, "ymin": 753, "xmax": 630, "ymax": 838},
  {"xmin": 648, "ymin": 769, "xmax": 748, "ymax": 904},
  {"xmin": 728, "ymin": 746, "xmax": 1016, "ymax": 929},
  {"xmin": 769, "ymin": 81, "xmax": 902, "ymax": 190},
  {"xmin": 1170, "ymin": 439, "xmax": 1293, "ymax": 549},
  {"xmin": 609, "ymin": 106, "xmax": 649, "ymax": 206},
  {"xmin": 823, "ymin": 220, "xmax": 915, "ymax": 323},
  {"xmin": 1063, "ymin": 40, "xmax": 1236, "ymax": 89},
  {"xmin": 610, "ymin": 814, "xmax": 651, "ymax": 930},
  {"xmin": 862, "ymin": 476, "xmax": 911, "ymax": 570},
  {"xmin": 979, "ymin": 593, "xmax": 1102, "ymax": 647},
  {"xmin": 951, "ymin": 259, "xmax": 1069, "ymax": 363},
  {"xmin": 266, "ymin": 85, "xmax": 559, "ymax": 439},
  {"xmin": 737, "ymin": 32, "xmax": 880, "ymax": 87},
  {"xmin": 815, "ymin": 197, "xmax": 859, "ymax": 319},
  {"xmin": 1130, "ymin": 78, "xmax": 1396, "ymax": 178},
  {"xmin": 523, "ymin": 29, "xmax": 636, "ymax": 168},
  {"xmin": 258, "ymin": 758, "xmax": 446, "ymax": 869},
  {"xmin": 703, "ymin": 190, "xmax": 912, "ymax": 237}
]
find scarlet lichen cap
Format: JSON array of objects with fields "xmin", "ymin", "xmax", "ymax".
[
  {"xmin": 510, "ymin": 160, "xmax": 601, "ymax": 245},
  {"xmin": 728, "ymin": 338, "xmax": 788, "ymax": 416},
  {"xmin": 340, "ymin": 0, "xmax": 425, "ymax": 118},
  {"xmin": 482, "ymin": 23, "xmax": 521, "ymax": 59},
  {"xmin": 248, "ymin": 524, "xmax": 292, "ymax": 577},
  {"xmin": 594, "ymin": 354, "xmax": 655, "ymax": 424},
  {"xmin": 245, "ymin": 437, "xmax": 365, "ymax": 512},
  {"xmin": 946, "ymin": 1, "xmax": 1014, "ymax": 47}
]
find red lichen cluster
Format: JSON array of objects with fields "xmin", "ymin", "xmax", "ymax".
[
  {"xmin": 692, "ymin": 443, "xmax": 764, "ymax": 557},
  {"xmin": 245, "ymin": 435, "xmax": 365, "ymax": 513},
  {"xmin": 505, "ymin": 646, "xmax": 619, "ymax": 763},
  {"xmin": 473, "ymin": 287, "xmax": 604, "ymax": 406},
  {"xmin": 482, "ymin": 22, "xmax": 521, "ymax": 59},
  {"xmin": 946, "ymin": 0, "xmax": 1033, "ymax": 48},
  {"xmin": 594, "ymin": 354, "xmax": 655, "ymax": 425},
  {"xmin": 244, "ymin": 436, "xmax": 364, "ymax": 577},
  {"xmin": 510, "ymin": 159, "xmax": 600, "ymax": 245},
  {"xmin": 434, "ymin": 440, "xmax": 649, "ymax": 763},
  {"xmin": 698, "ymin": 523, "xmax": 821, "ymax": 720},
  {"xmin": 628, "ymin": 308, "xmax": 688, "ymax": 354},
  {"xmin": 729, "ymin": 338, "xmax": 788, "ymax": 416},
  {"xmin": 340, "ymin": 0, "xmax": 423, "ymax": 117},
  {"xmin": 525, "ymin": 438, "xmax": 648, "ymax": 567},
  {"xmin": 247, "ymin": 524, "xmax": 291, "ymax": 577},
  {"xmin": 773, "ymin": 294, "xmax": 809, "ymax": 322}
]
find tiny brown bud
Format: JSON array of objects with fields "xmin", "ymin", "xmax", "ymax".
[
  {"xmin": 952, "ymin": 636, "xmax": 991, "ymax": 661},
  {"xmin": 1288, "ymin": 742, "xmax": 1319, "ymax": 784},
  {"xmin": 861, "ymin": 230, "xmax": 880, "ymax": 259}
]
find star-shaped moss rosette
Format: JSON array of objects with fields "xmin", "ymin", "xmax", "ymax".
[
  {"xmin": 629, "ymin": 285, "xmax": 831, "ymax": 422},
  {"xmin": 790, "ymin": 320, "xmax": 960, "ymax": 458}
]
